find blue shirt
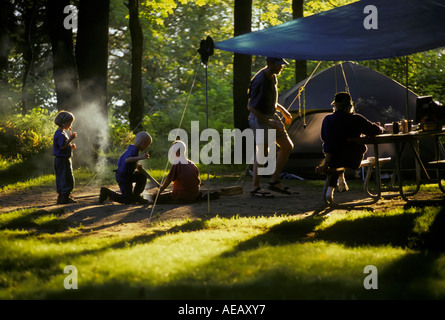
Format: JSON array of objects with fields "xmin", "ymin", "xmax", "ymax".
[
  {"xmin": 115, "ymin": 144, "xmax": 139, "ymax": 183},
  {"xmin": 53, "ymin": 129, "xmax": 72, "ymax": 157}
]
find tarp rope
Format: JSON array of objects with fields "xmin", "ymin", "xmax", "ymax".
[
  {"xmin": 286, "ymin": 61, "xmax": 322, "ymax": 127},
  {"xmin": 340, "ymin": 62, "xmax": 350, "ymax": 95}
]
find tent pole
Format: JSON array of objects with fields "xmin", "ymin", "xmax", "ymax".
[
  {"xmin": 197, "ymin": 36, "xmax": 214, "ymax": 215},
  {"xmin": 335, "ymin": 62, "xmax": 338, "ymax": 93},
  {"xmin": 206, "ymin": 64, "xmax": 210, "ymax": 214},
  {"xmin": 405, "ymin": 56, "xmax": 409, "ymax": 119}
]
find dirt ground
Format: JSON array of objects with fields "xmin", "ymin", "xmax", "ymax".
[{"xmin": 3, "ymin": 176, "xmax": 444, "ymax": 236}]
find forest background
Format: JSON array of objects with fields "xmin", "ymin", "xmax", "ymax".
[{"xmin": 1, "ymin": 0, "xmax": 444, "ymax": 177}]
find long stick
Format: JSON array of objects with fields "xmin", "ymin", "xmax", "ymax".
[
  {"xmin": 205, "ymin": 64, "xmax": 210, "ymax": 214},
  {"xmin": 138, "ymin": 167, "xmax": 160, "ymax": 187}
]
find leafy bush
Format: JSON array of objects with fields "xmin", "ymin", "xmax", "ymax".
[
  {"xmin": 108, "ymin": 117, "xmax": 137, "ymax": 154},
  {"xmin": 0, "ymin": 107, "xmax": 55, "ymax": 160}
]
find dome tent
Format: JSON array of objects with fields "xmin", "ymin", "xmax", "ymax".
[{"xmin": 280, "ymin": 61, "xmax": 418, "ymax": 122}]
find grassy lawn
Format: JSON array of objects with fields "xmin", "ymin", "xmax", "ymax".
[
  {"xmin": 1, "ymin": 205, "xmax": 445, "ymax": 299},
  {"xmin": 1, "ymin": 159, "xmax": 445, "ymax": 300}
]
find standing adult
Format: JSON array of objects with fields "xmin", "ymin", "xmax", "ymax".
[
  {"xmin": 317, "ymin": 92, "xmax": 384, "ymax": 204},
  {"xmin": 247, "ymin": 57, "xmax": 294, "ymax": 197}
]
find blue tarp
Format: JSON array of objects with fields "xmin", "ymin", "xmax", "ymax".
[{"xmin": 215, "ymin": 0, "xmax": 445, "ymax": 61}]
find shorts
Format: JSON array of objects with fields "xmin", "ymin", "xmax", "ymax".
[{"xmin": 248, "ymin": 113, "xmax": 288, "ymax": 144}]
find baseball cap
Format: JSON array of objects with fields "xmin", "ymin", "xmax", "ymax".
[
  {"xmin": 266, "ymin": 57, "xmax": 289, "ymax": 65},
  {"xmin": 331, "ymin": 92, "xmax": 352, "ymax": 106}
]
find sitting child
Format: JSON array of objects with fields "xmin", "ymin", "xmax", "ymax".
[
  {"xmin": 154, "ymin": 140, "xmax": 202, "ymax": 204},
  {"xmin": 99, "ymin": 131, "xmax": 153, "ymax": 205}
]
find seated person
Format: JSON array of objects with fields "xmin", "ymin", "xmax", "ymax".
[
  {"xmin": 99, "ymin": 131, "xmax": 153, "ymax": 204},
  {"xmin": 316, "ymin": 92, "xmax": 384, "ymax": 204},
  {"xmin": 154, "ymin": 140, "xmax": 202, "ymax": 203}
]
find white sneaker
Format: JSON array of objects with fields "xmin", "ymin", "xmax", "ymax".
[{"xmin": 338, "ymin": 180, "xmax": 349, "ymax": 192}]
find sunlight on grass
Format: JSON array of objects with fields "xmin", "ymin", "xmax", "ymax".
[
  {"xmin": 315, "ymin": 206, "xmax": 440, "ymax": 239},
  {"xmin": 314, "ymin": 207, "xmax": 418, "ymax": 231},
  {"xmin": 412, "ymin": 207, "xmax": 439, "ymax": 235},
  {"xmin": 1, "ymin": 208, "xmax": 445, "ymax": 299},
  {"xmin": 0, "ymin": 207, "xmax": 66, "ymax": 231},
  {"xmin": 0, "ymin": 155, "xmax": 23, "ymax": 171},
  {"xmin": 0, "ymin": 174, "xmax": 55, "ymax": 192}
]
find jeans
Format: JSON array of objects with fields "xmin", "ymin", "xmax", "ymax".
[
  {"xmin": 54, "ymin": 156, "xmax": 74, "ymax": 196},
  {"xmin": 112, "ymin": 171, "xmax": 147, "ymax": 204}
]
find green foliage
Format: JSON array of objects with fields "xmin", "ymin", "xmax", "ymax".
[
  {"xmin": 0, "ymin": 107, "xmax": 55, "ymax": 160},
  {"xmin": 410, "ymin": 50, "xmax": 445, "ymax": 102},
  {"xmin": 107, "ymin": 117, "xmax": 137, "ymax": 153},
  {"xmin": 361, "ymin": 50, "xmax": 445, "ymax": 103},
  {"xmin": 139, "ymin": 0, "xmax": 208, "ymax": 26}
]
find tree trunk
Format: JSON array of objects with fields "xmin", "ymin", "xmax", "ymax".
[
  {"xmin": 0, "ymin": 0, "xmax": 12, "ymax": 81},
  {"xmin": 75, "ymin": 0, "xmax": 109, "ymax": 115},
  {"xmin": 293, "ymin": 0, "xmax": 307, "ymax": 83},
  {"xmin": 46, "ymin": 0, "xmax": 81, "ymax": 111},
  {"xmin": 21, "ymin": 0, "xmax": 38, "ymax": 115},
  {"xmin": 126, "ymin": 0, "xmax": 144, "ymax": 133},
  {"xmin": 0, "ymin": 0, "xmax": 12, "ymax": 113},
  {"xmin": 74, "ymin": 0, "xmax": 110, "ymax": 165},
  {"xmin": 233, "ymin": 0, "xmax": 252, "ymax": 131}
]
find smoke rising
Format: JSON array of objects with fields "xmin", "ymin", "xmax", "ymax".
[{"xmin": 72, "ymin": 100, "xmax": 109, "ymax": 181}]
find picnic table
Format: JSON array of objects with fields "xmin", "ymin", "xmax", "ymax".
[{"xmin": 355, "ymin": 127, "xmax": 445, "ymax": 203}]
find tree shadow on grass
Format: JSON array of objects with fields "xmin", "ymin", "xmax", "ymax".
[
  {"xmin": 220, "ymin": 216, "xmax": 326, "ymax": 258},
  {"xmin": 0, "ymin": 208, "xmax": 67, "ymax": 234},
  {"xmin": 0, "ymin": 216, "xmax": 212, "ymax": 292},
  {"xmin": 11, "ymin": 209, "xmax": 445, "ymax": 299},
  {"xmin": 42, "ymin": 268, "xmax": 374, "ymax": 300},
  {"xmin": 222, "ymin": 205, "xmax": 445, "ymax": 261},
  {"xmin": 211, "ymin": 208, "xmax": 445, "ymax": 299},
  {"xmin": 316, "ymin": 214, "xmax": 418, "ymax": 248}
]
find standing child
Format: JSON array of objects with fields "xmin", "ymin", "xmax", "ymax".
[
  {"xmin": 99, "ymin": 131, "xmax": 153, "ymax": 204},
  {"xmin": 53, "ymin": 110, "xmax": 77, "ymax": 204}
]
